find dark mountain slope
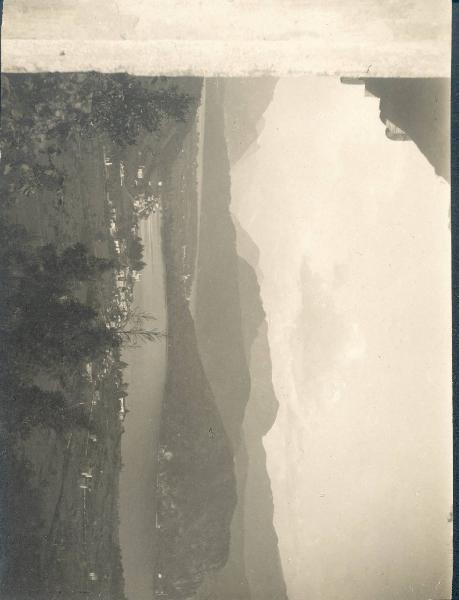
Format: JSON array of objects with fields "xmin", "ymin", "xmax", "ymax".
[
  {"xmin": 363, "ymin": 78, "xmax": 450, "ymax": 181},
  {"xmin": 236, "ymin": 257, "xmax": 288, "ymax": 600},
  {"xmin": 155, "ymin": 80, "xmax": 238, "ymax": 600},
  {"xmin": 192, "ymin": 79, "xmax": 288, "ymax": 600},
  {"xmin": 194, "ymin": 80, "xmax": 251, "ymax": 448}
]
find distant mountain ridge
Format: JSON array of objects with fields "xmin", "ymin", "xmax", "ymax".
[
  {"xmin": 154, "ymin": 78, "xmax": 288, "ymax": 600},
  {"xmin": 222, "ymin": 78, "xmax": 278, "ymax": 166},
  {"xmin": 154, "ymin": 80, "xmax": 239, "ymax": 600},
  {"xmin": 193, "ymin": 80, "xmax": 288, "ymax": 600}
]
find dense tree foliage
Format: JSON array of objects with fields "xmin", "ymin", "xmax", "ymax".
[
  {"xmin": 0, "ymin": 72, "xmax": 198, "ymax": 600},
  {"xmin": 0, "ymin": 222, "xmax": 119, "ymax": 436},
  {"xmin": 79, "ymin": 73, "xmax": 192, "ymax": 146},
  {"xmin": 125, "ymin": 235, "xmax": 146, "ymax": 272},
  {"xmin": 1, "ymin": 72, "xmax": 192, "ymax": 202},
  {"xmin": 0, "ymin": 447, "xmax": 45, "ymax": 599}
]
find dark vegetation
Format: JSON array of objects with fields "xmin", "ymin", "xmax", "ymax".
[
  {"xmin": 0, "ymin": 68, "xmax": 194, "ymax": 413},
  {"xmin": 0, "ymin": 220, "xmax": 118, "ymax": 437},
  {"xmin": 341, "ymin": 78, "xmax": 450, "ymax": 181},
  {"xmin": 1, "ymin": 73, "xmax": 191, "ymax": 203},
  {"xmin": 155, "ymin": 80, "xmax": 288, "ymax": 600},
  {"xmin": 193, "ymin": 81, "xmax": 287, "ymax": 600},
  {"xmin": 111, "ymin": 79, "xmax": 240, "ymax": 598},
  {"xmin": 155, "ymin": 95, "xmax": 237, "ymax": 598},
  {"xmin": 0, "ymin": 72, "xmax": 196, "ymax": 600},
  {"xmin": 125, "ymin": 234, "xmax": 146, "ymax": 272},
  {"xmin": 0, "ymin": 71, "xmax": 285, "ymax": 600},
  {"xmin": 0, "ymin": 446, "xmax": 45, "ymax": 598}
]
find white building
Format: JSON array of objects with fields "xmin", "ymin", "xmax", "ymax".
[
  {"xmin": 119, "ymin": 397, "xmax": 127, "ymax": 420},
  {"xmin": 85, "ymin": 363, "xmax": 93, "ymax": 381}
]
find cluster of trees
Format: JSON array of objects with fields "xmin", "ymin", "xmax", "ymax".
[
  {"xmin": 78, "ymin": 73, "xmax": 192, "ymax": 146},
  {"xmin": 0, "ymin": 446, "xmax": 45, "ymax": 600},
  {"xmin": 0, "ymin": 216, "xmax": 163, "ymax": 438},
  {"xmin": 125, "ymin": 235, "xmax": 146, "ymax": 272},
  {"xmin": 116, "ymin": 308, "xmax": 162, "ymax": 347},
  {"xmin": 0, "ymin": 72, "xmax": 186, "ymax": 598},
  {"xmin": 1, "ymin": 73, "xmax": 193, "ymax": 202},
  {"xmin": 0, "ymin": 220, "xmax": 118, "ymax": 437},
  {"xmin": 132, "ymin": 190, "xmax": 159, "ymax": 220}
]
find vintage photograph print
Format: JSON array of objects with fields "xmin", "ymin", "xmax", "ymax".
[{"xmin": 0, "ymin": 3, "xmax": 453, "ymax": 600}]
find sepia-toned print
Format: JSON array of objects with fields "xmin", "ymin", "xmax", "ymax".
[{"xmin": 0, "ymin": 3, "xmax": 453, "ymax": 600}]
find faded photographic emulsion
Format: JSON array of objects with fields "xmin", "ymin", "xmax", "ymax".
[{"xmin": 0, "ymin": 3, "xmax": 453, "ymax": 600}]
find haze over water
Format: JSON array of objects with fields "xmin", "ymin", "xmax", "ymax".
[{"xmin": 119, "ymin": 213, "xmax": 167, "ymax": 600}]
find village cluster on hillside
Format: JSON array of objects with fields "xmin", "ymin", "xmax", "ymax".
[{"xmin": 0, "ymin": 71, "xmax": 200, "ymax": 600}]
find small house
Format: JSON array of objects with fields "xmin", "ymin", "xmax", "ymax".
[
  {"xmin": 119, "ymin": 397, "xmax": 129, "ymax": 421},
  {"xmin": 81, "ymin": 468, "xmax": 93, "ymax": 479},
  {"xmin": 85, "ymin": 363, "xmax": 93, "ymax": 381}
]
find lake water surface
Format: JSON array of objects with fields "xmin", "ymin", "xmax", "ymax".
[{"xmin": 119, "ymin": 213, "xmax": 167, "ymax": 600}]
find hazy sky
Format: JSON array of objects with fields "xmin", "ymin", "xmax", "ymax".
[{"xmin": 230, "ymin": 77, "xmax": 452, "ymax": 600}]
